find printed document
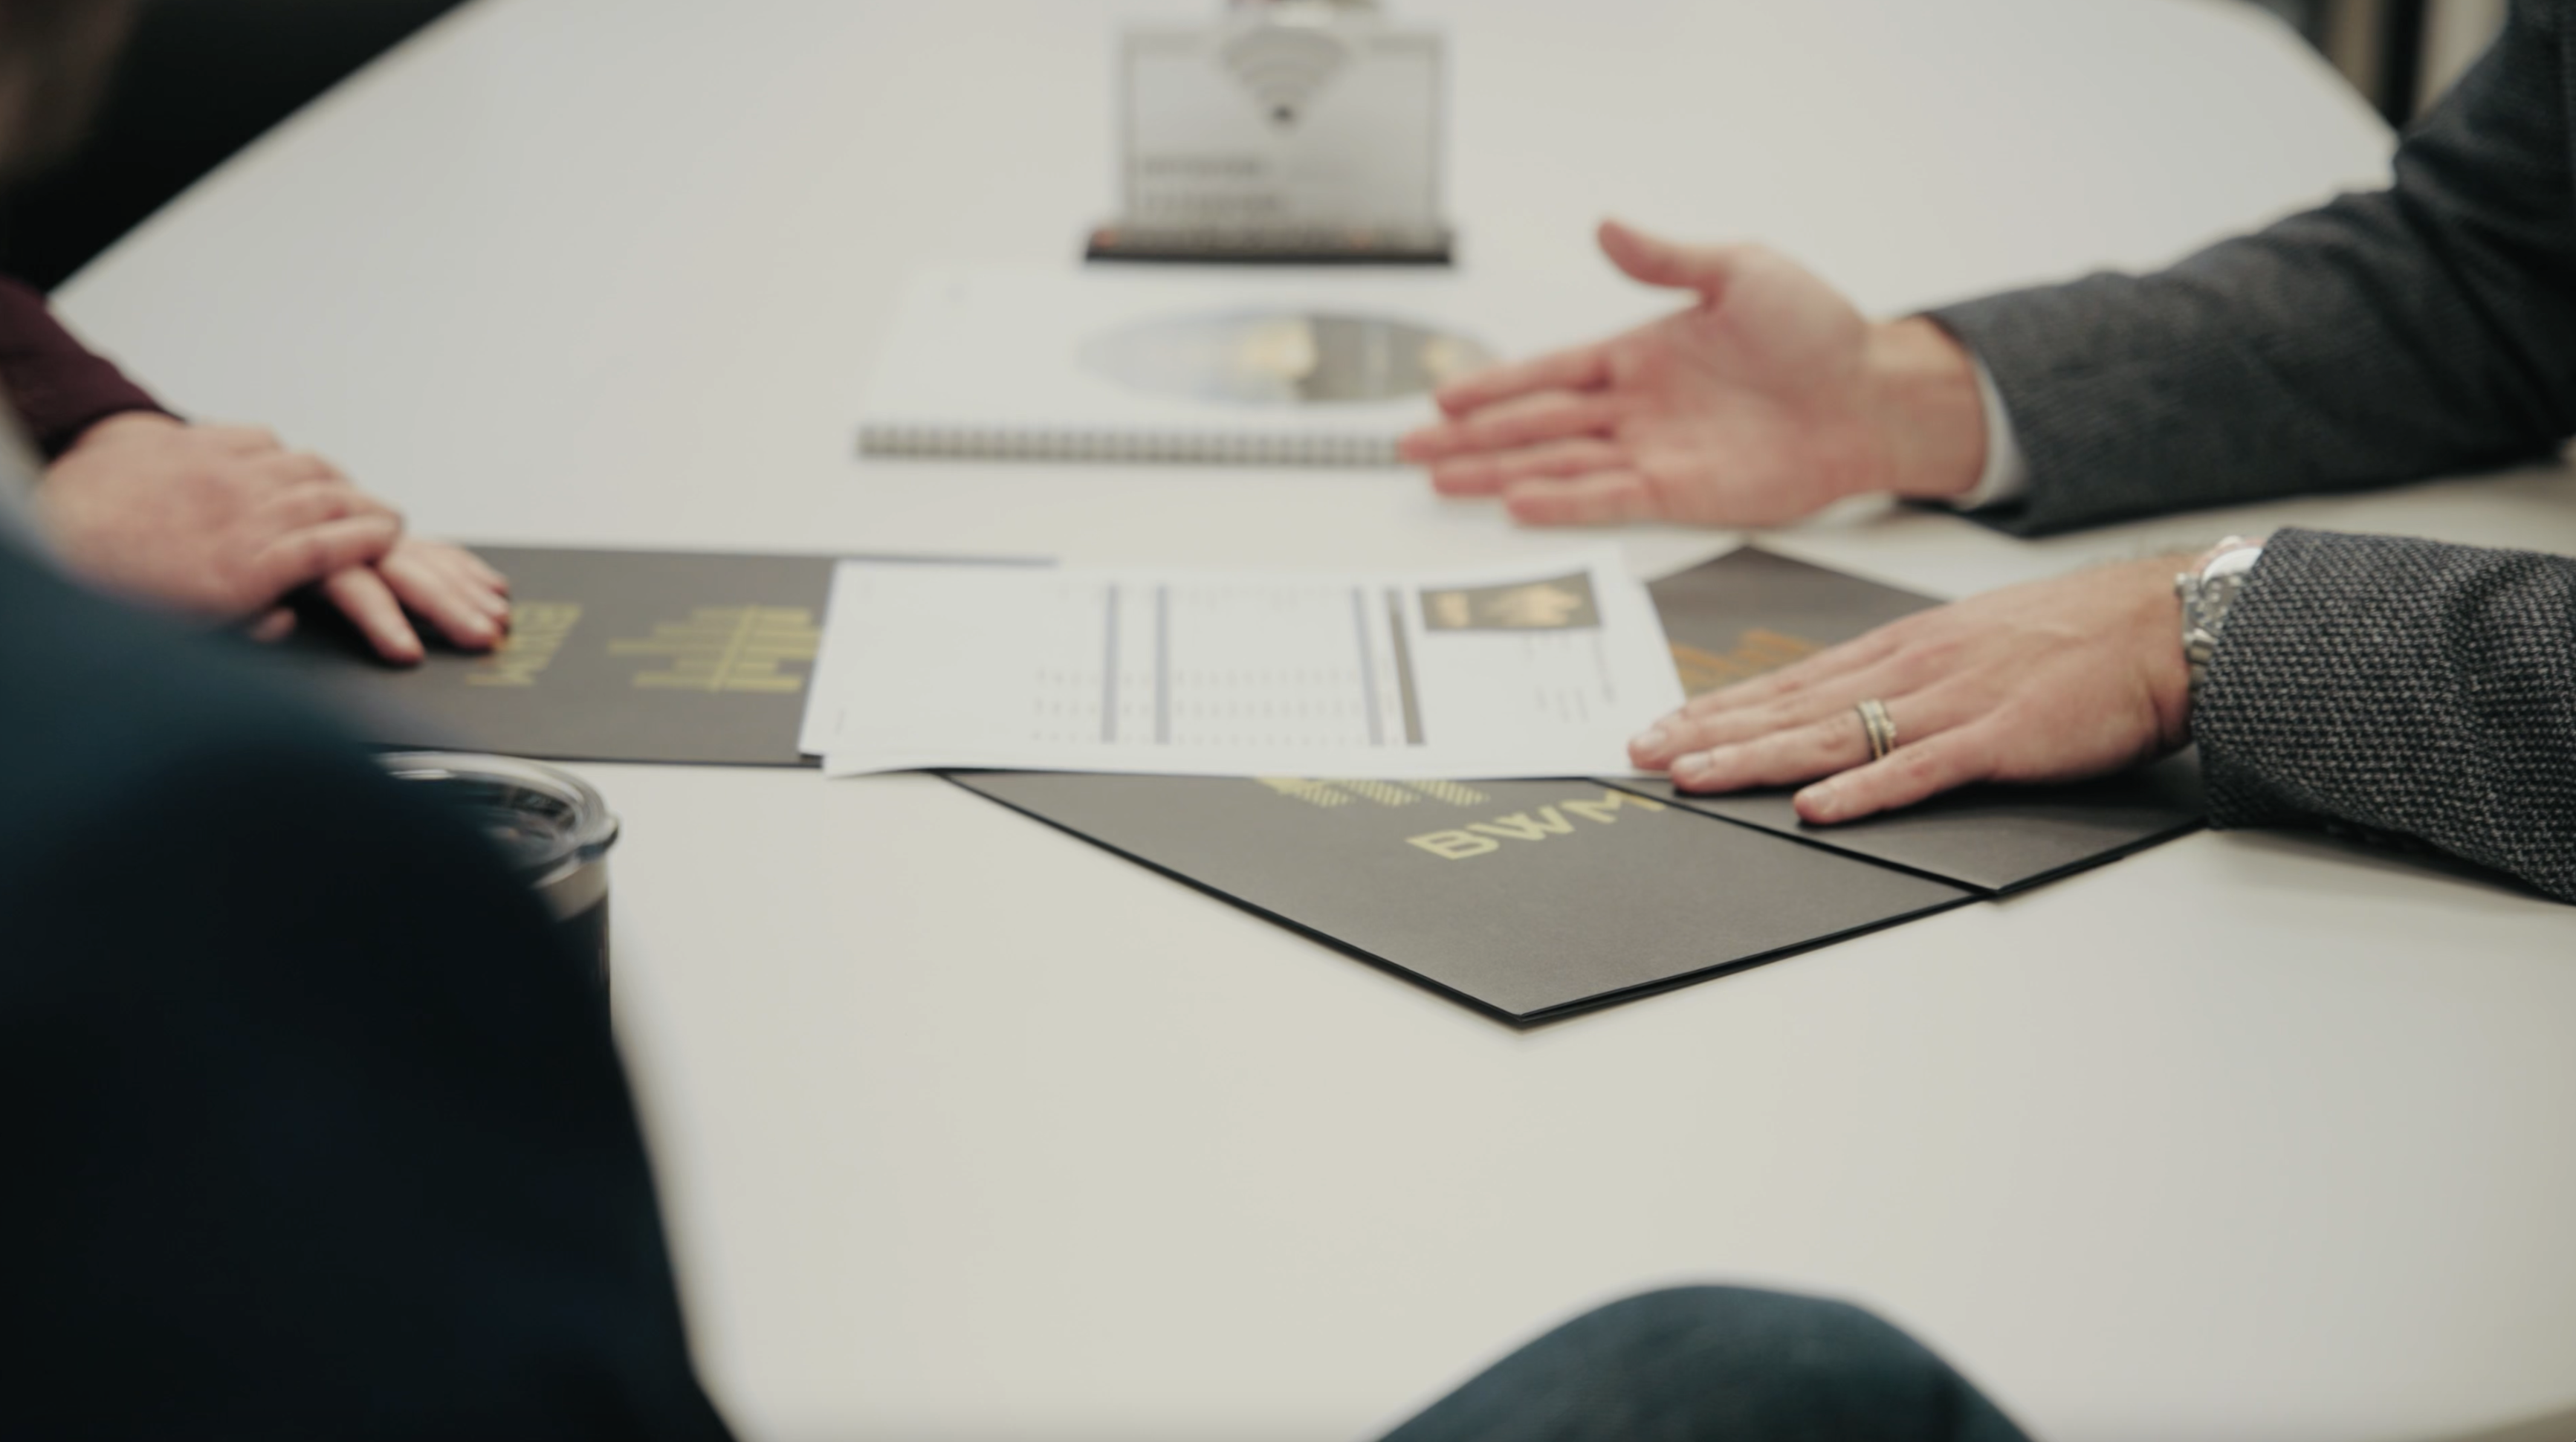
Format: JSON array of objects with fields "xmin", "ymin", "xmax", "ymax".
[{"xmin": 802, "ymin": 552, "xmax": 1683, "ymax": 779}]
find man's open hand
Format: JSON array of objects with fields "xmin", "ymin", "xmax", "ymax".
[{"xmin": 1402, "ymin": 221, "xmax": 1992, "ymax": 527}]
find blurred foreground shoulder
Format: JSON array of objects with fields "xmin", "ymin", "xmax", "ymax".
[{"xmin": 0, "ymin": 543, "xmax": 734, "ymax": 1441}]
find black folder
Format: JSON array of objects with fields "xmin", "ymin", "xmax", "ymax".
[
  {"xmin": 277, "ymin": 543, "xmax": 2201, "ymax": 1021},
  {"xmin": 1620, "ymin": 759, "xmax": 2205, "ymax": 896},
  {"xmin": 279, "ymin": 546, "xmax": 838, "ymax": 766},
  {"xmin": 945, "ymin": 547, "xmax": 2208, "ymax": 1021},
  {"xmin": 950, "ymin": 771, "xmax": 1969, "ymax": 1023}
]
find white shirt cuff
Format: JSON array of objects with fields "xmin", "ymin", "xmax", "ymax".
[{"xmin": 1946, "ymin": 354, "xmax": 2029, "ymax": 511}]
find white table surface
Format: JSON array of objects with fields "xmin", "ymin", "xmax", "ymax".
[{"xmin": 59, "ymin": 1, "xmax": 2576, "ymax": 1438}]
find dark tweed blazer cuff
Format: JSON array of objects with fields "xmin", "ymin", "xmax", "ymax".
[
  {"xmin": 2196, "ymin": 528, "xmax": 2576, "ymax": 902},
  {"xmin": 1926, "ymin": 285, "xmax": 2169, "ymax": 538}
]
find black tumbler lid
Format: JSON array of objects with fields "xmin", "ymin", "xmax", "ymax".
[{"xmin": 375, "ymin": 752, "xmax": 619, "ymax": 889}]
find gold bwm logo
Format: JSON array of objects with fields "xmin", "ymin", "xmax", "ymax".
[
  {"xmin": 612, "ymin": 606, "xmax": 821, "ymax": 694},
  {"xmin": 466, "ymin": 602, "xmax": 583, "ymax": 688},
  {"xmin": 1407, "ymin": 789, "xmax": 1667, "ymax": 860}
]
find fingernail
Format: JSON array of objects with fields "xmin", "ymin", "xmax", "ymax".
[
  {"xmin": 1629, "ymin": 725, "xmax": 1669, "ymax": 755},
  {"xmin": 1673, "ymin": 751, "xmax": 1715, "ymax": 785},
  {"xmin": 1798, "ymin": 781, "xmax": 1842, "ymax": 823}
]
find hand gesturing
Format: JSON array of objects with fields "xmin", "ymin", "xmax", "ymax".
[{"xmin": 1402, "ymin": 221, "xmax": 1990, "ymax": 528}]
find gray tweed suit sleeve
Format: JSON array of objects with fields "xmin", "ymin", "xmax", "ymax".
[
  {"xmin": 1929, "ymin": 0, "xmax": 2576, "ymax": 536},
  {"xmin": 2198, "ymin": 528, "xmax": 2576, "ymax": 901}
]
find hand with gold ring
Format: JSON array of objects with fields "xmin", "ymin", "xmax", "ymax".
[{"xmin": 1627, "ymin": 555, "xmax": 2198, "ymax": 824}]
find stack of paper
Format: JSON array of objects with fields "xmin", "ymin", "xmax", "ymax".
[{"xmin": 799, "ymin": 551, "xmax": 1686, "ymax": 780}]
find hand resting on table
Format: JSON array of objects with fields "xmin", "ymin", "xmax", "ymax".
[
  {"xmin": 1628, "ymin": 557, "xmax": 2195, "ymax": 824},
  {"xmin": 36, "ymin": 411, "xmax": 509, "ymax": 662}
]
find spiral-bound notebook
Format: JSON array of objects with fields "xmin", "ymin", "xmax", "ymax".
[{"xmin": 855, "ymin": 265, "xmax": 1511, "ymax": 467}]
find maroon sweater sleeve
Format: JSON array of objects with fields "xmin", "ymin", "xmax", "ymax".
[{"xmin": 0, "ymin": 278, "xmax": 172, "ymax": 459}]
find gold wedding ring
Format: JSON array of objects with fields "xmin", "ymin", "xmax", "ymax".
[{"xmin": 1857, "ymin": 699, "xmax": 1898, "ymax": 762}]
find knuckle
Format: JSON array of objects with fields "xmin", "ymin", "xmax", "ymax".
[
  {"xmin": 1917, "ymin": 633, "xmax": 1968, "ymax": 667},
  {"xmin": 1716, "ymin": 705, "xmax": 1780, "ymax": 744},
  {"xmin": 1897, "ymin": 745, "xmax": 1952, "ymax": 783},
  {"xmin": 1659, "ymin": 719, "xmax": 1713, "ymax": 755},
  {"xmin": 1839, "ymin": 635, "xmax": 1897, "ymax": 673},
  {"xmin": 1738, "ymin": 702, "xmax": 1793, "ymax": 736},
  {"xmin": 1801, "ymin": 715, "xmax": 1854, "ymax": 760},
  {"xmin": 1935, "ymin": 728, "xmax": 2000, "ymax": 776}
]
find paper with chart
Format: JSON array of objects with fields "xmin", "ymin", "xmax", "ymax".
[{"xmin": 801, "ymin": 552, "xmax": 1684, "ymax": 779}]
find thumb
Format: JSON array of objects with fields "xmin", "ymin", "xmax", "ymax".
[{"xmin": 1599, "ymin": 219, "xmax": 1744, "ymax": 300}]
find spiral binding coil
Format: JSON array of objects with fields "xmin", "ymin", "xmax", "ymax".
[{"xmin": 858, "ymin": 427, "xmax": 1402, "ymax": 467}]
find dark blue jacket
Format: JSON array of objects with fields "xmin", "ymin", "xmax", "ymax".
[{"xmin": 0, "ymin": 538, "xmax": 733, "ymax": 1440}]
